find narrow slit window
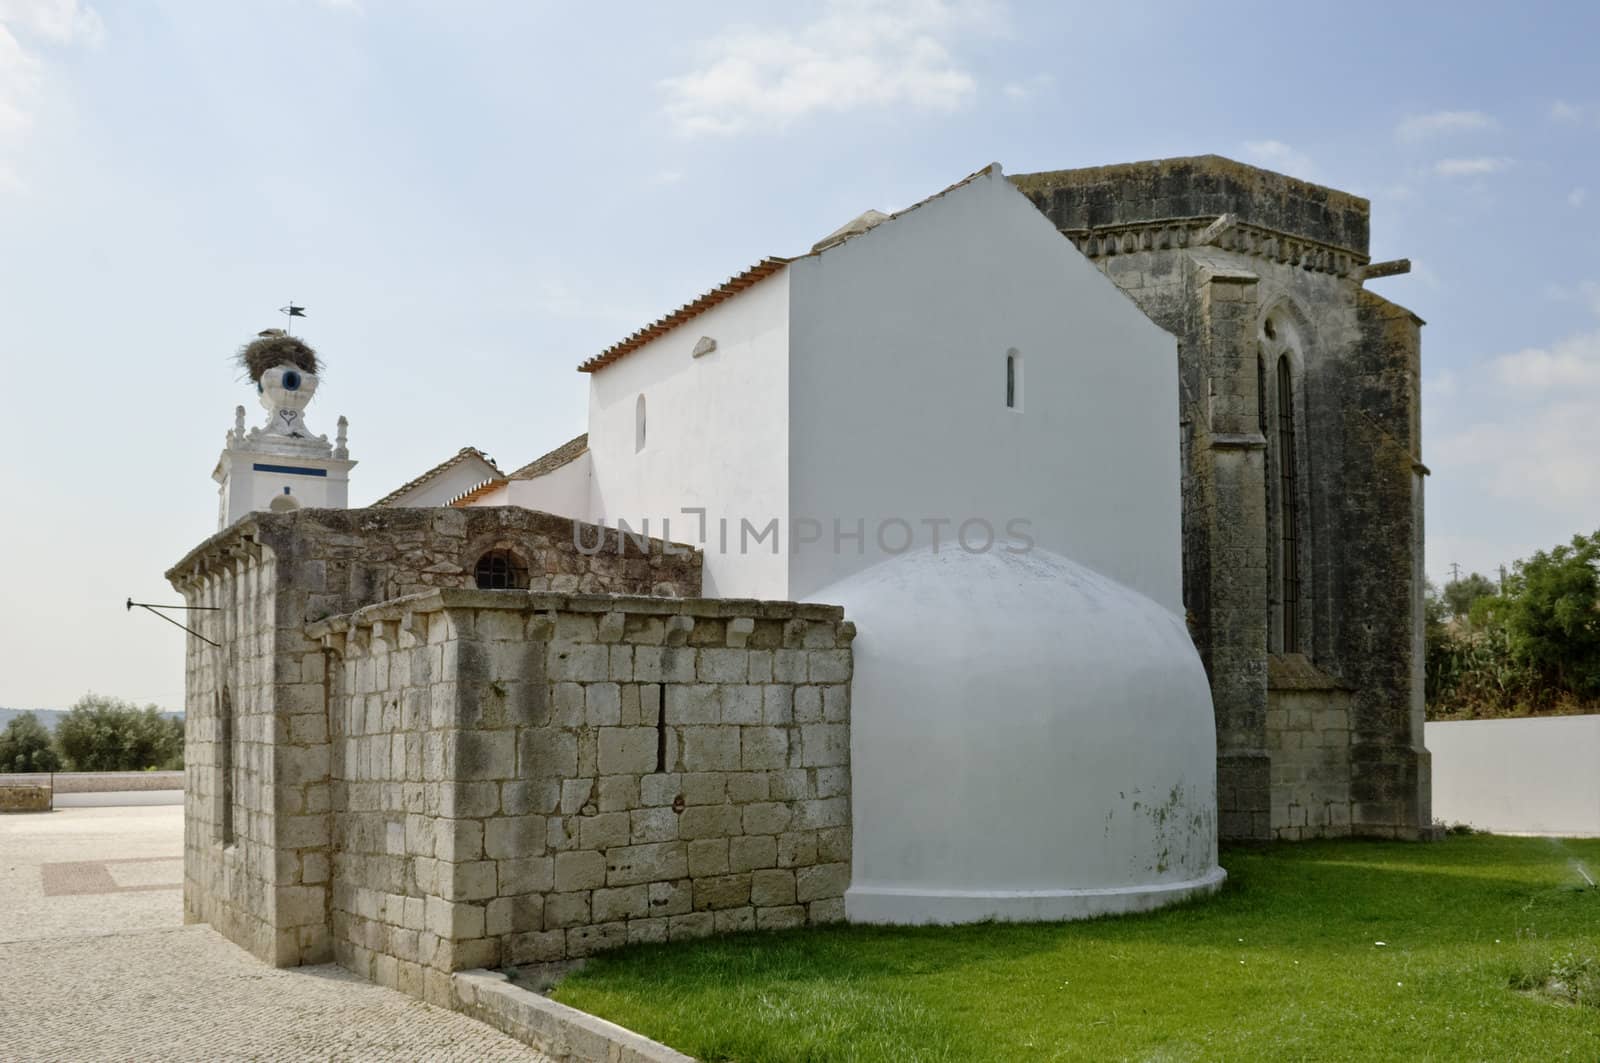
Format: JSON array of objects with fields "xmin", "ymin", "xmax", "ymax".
[
  {"xmin": 655, "ymin": 682, "xmax": 667, "ymax": 774},
  {"xmin": 635, "ymin": 394, "xmax": 647, "ymax": 452},
  {"xmin": 1005, "ymin": 349, "xmax": 1021, "ymax": 410},
  {"xmin": 219, "ymin": 685, "xmax": 235, "ymax": 846}
]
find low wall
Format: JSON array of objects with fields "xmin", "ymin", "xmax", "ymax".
[
  {"xmin": 1426, "ymin": 716, "xmax": 1600, "ymax": 836},
  {"xmin": 0, "ymin": 771, "xmax": 185, "ymax": 793},
  {"xmin": 0, "ymin": 784, "xmax": 52, "ymax": 812},
  {"xmin": 307, "ymin": 588, "xmax": 854, "ymax": 1005}
]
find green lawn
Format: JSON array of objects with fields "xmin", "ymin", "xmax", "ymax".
[{"xmin": 536, "ymin": 836, "xmax": 1600, "ymax": 1061}]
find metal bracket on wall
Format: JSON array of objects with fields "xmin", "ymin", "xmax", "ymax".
[{"xmin": 125, "ymin": 598, "xmax": 221, "ymax": 648}]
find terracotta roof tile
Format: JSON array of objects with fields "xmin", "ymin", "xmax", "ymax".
[
  {"xmin": 371, "ymin": 447, "xmax": 501, "ymax": 507},
  {"xmin": 507, "ymin": 432, "xmax": 588, "ymax": 480}
]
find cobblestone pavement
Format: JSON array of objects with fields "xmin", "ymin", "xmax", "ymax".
[
  {"xmin": 0, "ymin": 806, "xmax": 549, "ymax": 1062},
  {"xmin": 0, "ymin": 805, "xmax": 185, "ymax": 942}
]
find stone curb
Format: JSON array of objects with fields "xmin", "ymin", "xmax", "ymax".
[{"xmin": 452, "ymin": 969, "xmax": 695, "ymax": 1063}]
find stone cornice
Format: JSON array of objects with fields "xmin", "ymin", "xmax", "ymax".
[
  {"xmin": 1060, "ymin": 216, "xmax": 1369, "ymax": 278},
  {"xmin": 305, "ymin": 587, "xmax": 848, "ymax": 642}
]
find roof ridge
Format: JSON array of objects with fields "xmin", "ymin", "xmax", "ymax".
[
  {"xmin": 371, "ymin": 446, "xmax": 501, "ymax": 507},
  {"xmin": 576, "ymin": 162, "xmax": 1003, "ymax": 375}
]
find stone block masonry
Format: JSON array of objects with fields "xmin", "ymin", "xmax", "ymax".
[
  {"xmin": 308, "ymin": 589, "xmax": 853, "ymax": 1005},
  {"xmin": 166, "ymin": 506, "xmax": 702, "ymax": 973},
  {"xmin": 0, "ymin": 785, "xmax": 51, "ymax": 812},
  {"xmin": 1014, "ymin": 156, "xmax": 1432, "ymax": 842},
  {"xmin": 168, "ymin": 506, "xmax": 851, "ymax": 1009}
]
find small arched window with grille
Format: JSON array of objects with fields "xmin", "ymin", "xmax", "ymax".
[
  {"xmin": 635, "ymin": 394, "xmax": 647, "ymax": 452},
  {"xmin": 474, "ymin": 549, "xmax": 529, "ymax": 590}
]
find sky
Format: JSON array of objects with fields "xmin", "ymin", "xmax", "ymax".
[{"xmin": 1, "ymin": 0, "xmax": 1597, "ymax": 712}]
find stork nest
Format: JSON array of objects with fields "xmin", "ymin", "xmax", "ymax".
[{"xmin": 237, "ymin": 334, "xmax": 320, "ymax": 382}]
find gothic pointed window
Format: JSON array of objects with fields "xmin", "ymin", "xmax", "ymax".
[{"xmin": 1276, "ymin": 354, "xmax": 1301, "ymax": 651}]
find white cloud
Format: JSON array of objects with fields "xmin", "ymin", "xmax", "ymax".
[
  {"xmin": 1242, "ymin": 139, "xmax": 1315, "ymax": 178},
  {"xmin": 0, "ymin": 0, "xmax": 103, "ymax": 45},
  {"xmin": 649, "ymin": 169, "xmax": 684, "ymax": 185},
  {"xmin": 1431, "ymin": 305, "xmax": 1600, "ymax": 564},
  {"xmin": 1490, "ymin": 328, "xmax": 1600, "ymax": 393},
  {"xmin": 0, "ymin": 0, "xmax": 100, "ymax": 192},
  {"xmin": 1432, "ymin": 156, "xmax": 1513, "ymax": 177},
  {"xmin": 659, "ymin": 0, "xmax": 1005, "ymax": 137},
  {"xmin": 0, "ymin": 24, "xmax": 40, "ymax": 143},
  {"xmin": 1544, "ymin": 279, "xmax": 1600, "ymax": 317},
  {"xmin": 1435, "ymin": 393, "xmax": 1600, "ymax": 514},
  {"xmin": 1395, "ymin": 109, "xmax": 1495, "ymax": 141},
  {"xmin": 1570, "ymin": 187, "xmax": 1587, "ymax": 208},
  {"xmin": 1550, "ymin": 99, "xmax": 1590, "ymax": 124},
  {"xmin": 1001, "ymin": 73, "xmax": 1053, "ymax": 101}
]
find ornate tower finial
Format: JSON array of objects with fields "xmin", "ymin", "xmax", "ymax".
[
  {"xmin": 334, "ymin": 416, "xmax": 349, "ymax": 460},
  {"xmin": 213, "ymin": 330, "xmax": 355, "ymax": 529}
]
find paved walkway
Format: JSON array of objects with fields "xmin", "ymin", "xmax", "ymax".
[{"xmin": 0, "ymin": 806, "xmax": 549, "ymax": 1062}]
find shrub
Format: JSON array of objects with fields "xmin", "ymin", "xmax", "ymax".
[
  {"xmin": 0, "ymin": 712, "xmax": 62, "ymax": 773},
  {"xmin": 54, "ymin": 695, "xmax": 183, "ymax": 772}
]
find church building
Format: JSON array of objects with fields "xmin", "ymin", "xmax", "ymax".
[{"xmin": 168, "ymin": 155, "xmax": 1426, "ymax": 1002}]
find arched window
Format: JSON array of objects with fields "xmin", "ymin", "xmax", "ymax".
[
  {"xmin": 218, "ymin": 685, "xmax": 235, "ymax": 846},
  {"xmin": 1005, "ymin": 349, "xmax": 1022, "ymax": 410},
  {"xmin": 1261, "ymin": 311, "xmax": 1310, "ymax": 655},
  {"xmin": 1276, "ymin": 354, "xmax": 1301, "ymax": 651},
  {"xmin": 635, "ymin": 394, "xmax": 647, "ymax": 452},
  {"xmin": 1259, "ymin": 353, "xmax": 1270, "ymax": 617},
  {"xmin": 474, "ymin": 549, "xmax": 529, "ymax": 590}
]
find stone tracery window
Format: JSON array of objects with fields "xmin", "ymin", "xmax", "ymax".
[
  {"xmin": 1276, "ymin": 354, "xmax": 1301, "ymax": 651},
  {"xmin": 1261, "ymin": 311, "xmax": 1308, "ymax": 655}
]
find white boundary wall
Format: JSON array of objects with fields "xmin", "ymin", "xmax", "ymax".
[{"xmin": 1426, "ymin": 716, "xmax": 1600, "ymax": 837}]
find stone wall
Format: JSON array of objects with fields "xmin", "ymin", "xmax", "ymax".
[
  {"xmin": 167, "ymin": 507, "xmax": 703, "ymax": 968},
  {"xmin": 0, "ymin": 785, "xmax": 52, "ymax": 812},
  {"xmin": 1266, "ymin": 655, "xmax": 1352, "ymax": 840},
  {"xmin": 308, "ymin": 590, "xmax": 853, "ymax": 1006},
  {"xmin": 1014, "ymin": 156, "xmax": 1431, "ymax": 840}
]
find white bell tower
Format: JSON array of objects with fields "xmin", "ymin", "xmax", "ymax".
[{"xmin": 213, "ymin": 330, "xmax": 356, "ymax": 528}]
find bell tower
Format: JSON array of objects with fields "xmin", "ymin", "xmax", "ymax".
[{"xmin": 213, "ymin": 330, "xmax": 356, "ymax": 528}]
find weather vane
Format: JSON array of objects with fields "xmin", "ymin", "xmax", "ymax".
[{"xmin": 279, "ymin": 301, "xmax": 307, "ymax": 336}]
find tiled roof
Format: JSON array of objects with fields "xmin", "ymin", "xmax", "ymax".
[
  {"xmin": 577, "ymin": 163, "xmax": 1001, "ymax": 374},
  {"xmin": 508, "ymin": 433, "xmax": 588, "ymax": 480},
  {"xmin": 447, "ymin": 434, "xmax": 589, "ymax": 508},
  {"xmin": 447, "ymin": 477, "xmax": 507, "ymax": 508},
  {"xmin": 371, "ymin": 446, "xmax": 501, "ymax": 507},
  {"xmin": 576, "ymin": 259, "xmax": 791, "ymax": 373}
]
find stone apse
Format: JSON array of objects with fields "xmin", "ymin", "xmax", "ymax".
[{"xmin": 168, "ymin": 508, "xmax": 852, "ymax": 1006}]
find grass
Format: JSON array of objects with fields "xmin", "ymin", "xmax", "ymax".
[{"xmin": 532, "ymin": 836, "xmax": 1600, "ymax": 1061}]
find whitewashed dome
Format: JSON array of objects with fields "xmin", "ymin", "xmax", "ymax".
[{"xmin": 813, "ymin": 546, "xmax": 1225, "ymax": 924}]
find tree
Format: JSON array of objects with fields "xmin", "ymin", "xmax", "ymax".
[
  {"xmin": 1442, "ymin": 571, "xmax": 1498, "ymax": 621},
  {"xmin": 1504, "ymin": 531, "xmax": 1600, "ymax": 698},
  {"xmin": 0, "ymin": 713, "xmax": 62, "ymax": 773},
  {"xmin": 54, "ymin": 695, "xmax": 184, "ymax": 772}
]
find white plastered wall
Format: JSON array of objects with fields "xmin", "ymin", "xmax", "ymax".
[
  {"xmin": 503, "ymin": 450, "xmax": 592, "ymax": 519},
  {"xmin": 785, "ymin": 167, "xmax": 1183, "ymax": 610},
  {"xmin": 377, "ymin": 457, "xmax": 498, "ymax": 508},
  {"xmin": 584, "ymin": 271, "xmax": 791, "ymax": 599},
  {"xmin": 1426, "ymin": 717, "xmax": 1600, "ymax": 837}
]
